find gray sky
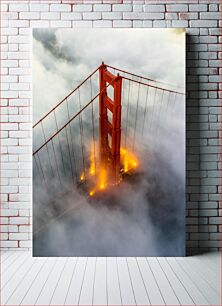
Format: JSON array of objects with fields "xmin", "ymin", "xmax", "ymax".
[{"xmin": 33, "ymin": 28, "xmax": 185, "ymax": 123}]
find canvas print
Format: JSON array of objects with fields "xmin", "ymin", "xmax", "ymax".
[{"xmin": 33, "ymin": 29, "xmax": 186, "ymax": 256}]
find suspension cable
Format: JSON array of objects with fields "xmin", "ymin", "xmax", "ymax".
[
  {"xmin": 142, "ymin": 86, "xmax": 149, "ymax": 136},
  {"xmin": 41, "ymin": 121, "xmax": 54, "ymax": 177},
  {"xmin": 66, "ymin": 98, "xmax": 78, "ymax": 182},
  {"xmin": 33, "ymin": 66, "xmax": 100, "ymax": 128},
  {"xmin": 36, "ymin": 152, "xmax": 45, "ymax": 183},
  {"xmin": 64, "ymin": 124, "xmax": 75, "ymax": 186},
  {"xmin": 122, "ymin": 76, "xmax": 185, "ymax": 96},
  {"xmin": 90, "ymin": 77, "xmax": 97, "ymax": 175},
  {"xmin": 132, "ymin": 78, "xmax": 141, "ymax": 152},
  {"xmin": 33, "ymin": 80, "xmax": 115, "ymax": 156},
  {"xmin": 51, "ymin": 138, "xmax": 62, "ymax": 187},
  {"xmin": 78, "ymin": 88, "xmax": 86, "ymax": 181},
  {"xmin": 53, "ymin": 110, "xmax": 66, "ymax": 176},
  {"xmin": 34, "ymin": 154, "xmax": 44, "ymax": 185},
  {"xmin": 124, "ymin": 79, "xmax": 131, "ymax": 150},
  {"xmin": 106, "ymin": 64, "xmax": 185, "ymax": 92}
]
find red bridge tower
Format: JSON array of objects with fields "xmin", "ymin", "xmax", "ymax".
[{"xmin": 99, "ymin": 63, "xmax": 122, "ymax": 184}]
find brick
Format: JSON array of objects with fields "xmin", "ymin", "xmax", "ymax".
[
  {"xmin": 73, "ymin": 4, "xmax": 92, "ymax": 12},
  {"xmin": 50, "ymin": 4, "xmax": 71, "ymax": 12},
  {"xmin": 19, "ymin": 226, "xmax": 30, "ymax": 233},
  {"xmin": 172, "ymin": 20, "xmax": 188, "ymax": 28},
  {"xmin": 83, "ymin": 12, "xmax": 101, "ymax": 20},
  {"xmin": 9, "ymin": 217, "xmax": 29, "ymax": 225},
  {"xmin": 8, "ymin": 146, "xmax": 31, "ymax": 155},
  {"xmin": 41, "ymin": 12, "xmax": 60, "ymax": 20},
  {"xmin": 19, "ymin": 12, "xmax": 40, "ymax": 19},
  {"xmin": 209, "ymin": 217, "xmax": 221, "ymax": 225},
  {"xmin": 189, "ymin": 4, "xmax": 207, "ymax": 12},
  {"xmin": 190, "ymin": 233, "xmax": 209, "ymax": 240},
  {"xmin": 2, "ymin": 123, "xmax": 18, "ymax": 131},
  {"xmin": 200, "ymin": 12, "xmax": 221, "ymax": 20},
  {"xmin": 165, "ymin": 13, "xmax": 178, "ymax": 20},
  {"xmin": 113, "ymin": 20, "xmax": 132, "ymax": 27},
  {"xmin": 0, "ymin": 241, "xmax": 18, "ymax": 248},
  {"xmin": 9, "ymin": 20, "xmax": 29, "ymax": 28},
  {"xmin": 30, "ymin": 4, "xmax": 49, "ymax": 12},
  {"xmin": 199, "ymin": 209, "xmax": 218, "ymax": 217},
  {"xmin": 210, "ymin": 233, "xmax": 221, "ymax": 240},
  {"xmin": 94, "ymin": 4, "xmax": 111, "ymax": 12},
  {"xmin": 19, "ymin": 241, "xmax": 31, "ymax": 248},
  {"xmin": 9, "ymin": 233, "xmax": 29, "ymax": 240},
  {"xmin": 1, "ymin": 138, "xmax": 18, "ymax": 146},
  {"xmin": 0, "ymin": 218, "xmax": 8, "ymax": 225},
  {"xmin": 61, "ymin": 13, "xmax": 82, "ymax": 20},
  {"xmin": 93, "ymin": 20, "xmax": 112, "ymax": 27},
  {"xmin": 0, "ymin": 225, "xmax": 18, "ymax": 233},
  {"xmin": 190, "ymin": 20, "xmax": 218, "ymax": 28},
  {"xmin": 9, "ymin": 3, "xmax": 28, "ymax": 11},
  {"xmin": 123, "ymin": 12, "xmax": 164, "ymax": 19},
  {"xmin": 72, "ymin": 21, "xmax": 92, "ymax": 28},
  {"xmin": 30, "ymin": 20, "xmax": 50, "ymax": 28},
  {"xmin": 50, "ymin": 21, "xmax": 71, "ymax": 28},
  {"xmin": 143, "ymin": 5, "xmax": 165, "ymax": 12},
  {"xmin": 2, "ymin": 60, "xmax": 18, "ymax": 68},
  {"xmin": 166, "ymin": 5, "xmax": 188, "ymax": 12},
  {"xmin": 209, "ymin": 4, "xmax": 219, "ymax": 11},
  {"xmin": 112, "ymin": 4, "xmax": 132, "ymax": 12},
  {"xmin": 102, "ymin": 12, "xmax": 122, "ymax": 20},
  {"xmin": 179, "ymin": 12, "xmax": 198, "ymax": 20},
  {"xmin": 1, "ymin": 208, "xmax": 18, "ymax": 216},
  {"xmin": 133, "ymin": 5, "xmax": 143, "ymax": 12}
]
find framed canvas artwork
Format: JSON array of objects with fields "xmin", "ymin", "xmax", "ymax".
[{"xmin": 33, "ymin": 29, "xmax": 186, "ymax": 256}]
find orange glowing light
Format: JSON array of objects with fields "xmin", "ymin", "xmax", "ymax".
[
  {"xmin": 120, "ymin": 148, "xmax": 138, "ymax": 173},
  {"xmin": 98, "ymin": 166, "xmax": 107, "ymax": 190},
  {"xmin": 80, "ymin": 173, "xmax": 85, "ymax": 181},
  {"xmin": 89, "ymin": 142, "xmax": 96, "ymax": 176},
  {"xmin": 89, "ymin": 190, "xmax": 95, "ymax": 196},
  {"xmin": 80, "ymin": 145, "xmax": 138, "ymax": 194}
]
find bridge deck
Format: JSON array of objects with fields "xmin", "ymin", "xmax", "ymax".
[{"xmin": 1, "ymin": 251, "xmax": 220, "ymax": 305}]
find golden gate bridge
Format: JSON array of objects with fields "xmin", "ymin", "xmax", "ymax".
[{"xmin": 33, "ymin": 63, "xmax": 185, "ymax": 200}]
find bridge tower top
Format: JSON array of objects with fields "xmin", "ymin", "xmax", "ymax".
[{"xmin": 99, "ymin": 63, "xmax": 122, "ymax": 184}]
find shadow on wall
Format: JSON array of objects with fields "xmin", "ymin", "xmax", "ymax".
[{"xmin": 186, "ymin": 34, "xmax": 203, "ymax": 256}]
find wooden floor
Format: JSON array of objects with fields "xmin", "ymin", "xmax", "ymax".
[{"xmin": 0, "ymin": 251, "xmax": 220, "ymax": 306}]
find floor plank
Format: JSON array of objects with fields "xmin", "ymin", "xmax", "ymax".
[
  {"xmin": 5, "ymin": 257, "xmax": 47, "ymax": 305},
  {"xmin": 1, "ymin": 252, "xmax": 30, "ymax": 289},
  {"xmin": 107, "ymin": 257, "xmax": 121, "ymax": 306},
  {"xmin": 2, "ymin": 252, "xmax": 23, "ymax": 273},
  {"xmin": 196, "ymin": 253, "xmax": 220, "ymax": 275},
  {"xmin": 157, "ymin": 258, "xmax": 195, "ymax": 305},
  {"xmin": 167, "ymin": 257, "xmax": 210, "ymax": 305},
  {"xmin": 64, "ymin": 257, "xmax": 87, "ymax": 305},
  {"xmin": 0, "ymin": 251, "xmax": 14, "ymax": 263},
  {"xmin": 137, "ymin": 257, "xmax": 165, "ymax": 305},
  {"xmin": 1, "ymin": 251, "xmax": 220, "ymax": 306},
  {"xmin": 79, "ymin": 257, "xmax": 96, "ymax": 305},
  {"xmin": 127, "ymin": 257, "xmax": 150, "ymax": 305},
  {"xmin": 187, "ymin": 256, "xmax": 220, "ymax": 294},
  {"xmin": 93, "ymin": 257, "xmax": 107, "ymax": 305},
  {"xmin": 116, "ymin": 257, "xmax": 136, "ymax": 305},
  {"xmin": 35, "ymin": 257, "xmax": 67, "ymax": 305},
  {"xmin": 50, "ymin": 257, "xmax": 77, "ymax": 305},
  {"xmin": 20, "ymin": 258, "xmax": 57, "ymax": 305},
  {"xmin": 147, "ymin": 257, "xmax": 180, "ymax": 305},
  {"xmin": 176, "ymin": 257, "xmax": 221, "ymax": 305}
]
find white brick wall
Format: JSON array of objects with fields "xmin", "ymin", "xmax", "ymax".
[{"xmin": 0, "ymin": 0, "xmax": 221, "ymax": 254}]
